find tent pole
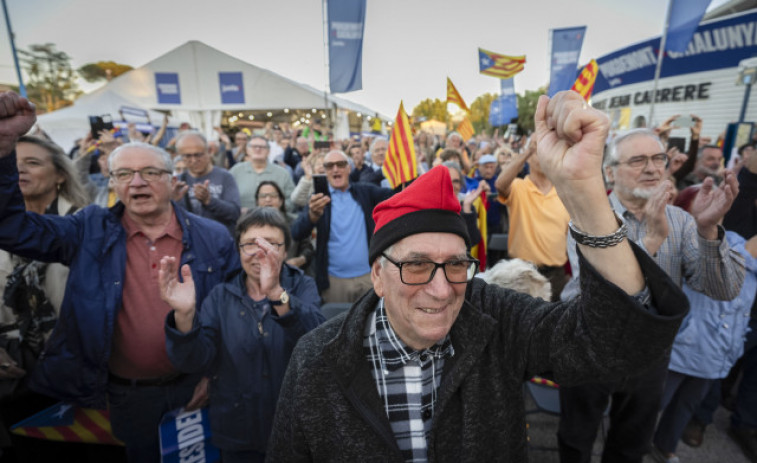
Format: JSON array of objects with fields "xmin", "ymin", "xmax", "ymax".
[{"xmin": 2, "ymin": 0, "xmax": 27, "ymax": 98}]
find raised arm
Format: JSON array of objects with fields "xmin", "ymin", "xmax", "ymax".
[
  {"xmin": 534, "ymin": 91, "xmax": 643, "ymax": 295},
  {"xmin": 495, "ymin": 138, "xmax": 533, "ymax": 198},
  {"xmin": 0, "ymin": 92, "xmax": 36, "ymax": 157}
]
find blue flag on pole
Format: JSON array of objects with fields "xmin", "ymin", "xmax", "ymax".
[
  {"xmin": 547, "ymin": 26, "xmax": 586, "ymax": 97},
  {"xmin": 666, "ymin": 0, "xmax": 712, "ymax": 53},
  {"xmin": 328, "ymin": 0, "xmax": 366, "ymax": 93},
  {"xmin": 489, "ymin": 78, "xmax": 518, "ymax": 126}
]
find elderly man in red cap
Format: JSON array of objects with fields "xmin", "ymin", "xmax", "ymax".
[{"xmin": 266, "ymin": 92, "xmax": 689, "ymax": 462}]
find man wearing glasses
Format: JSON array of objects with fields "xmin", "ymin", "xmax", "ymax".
[
  {"xmin": 229, "ymin": 135, "xmax": 295, "ymax": 212},
  {"xmin": 558, "ymin": 128, "xmax": 744, "ymax": 463},
  {"xmin": 268, "ymin": 93, "xmax": 690, "ymax": 461},
  {"xmin": 292, "ymin": 149, "xmax": 392, "ymax": 303},
  {"xmin": 0, "ymin": 91, "xmax": 240, "ymax": 463}
]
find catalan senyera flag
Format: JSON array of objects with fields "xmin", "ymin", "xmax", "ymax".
[
  {"xmin": 446, "ymin": 78, "xmax": 469, "ymax": 113},
  {"xmin": 571, "ymin": 59, "xmax": 599, "ymax": 102},
  {"xmin": 464, "ymin": 178, "xmax": 488, "ymax": 269},
  {"xmin": 478, "ymin": 48, "xmax": 526, "ymax": 79},
  {"xmin": 11, "ymin": 402, "xmax": 122, "ymax": 445},
  {"xmin": 456, "ymin": 117, "xmax": 475, "ymax": 142},
  {"xmin": 382, "ymin": 101, "xmax": 419, "ymax": 189}
]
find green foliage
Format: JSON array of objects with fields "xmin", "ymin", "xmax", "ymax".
[
  {"xmin": 18, "ymin": 43, "xmax": 81, "ymax": 112},
  {"xmin": 78, "ymin": 61, "xmax": 133, "ymax": 82},
  {"xmin": 470, "ymin": 93, "xmax": 498, "ymax": 135},
  {"xmin": 516, "ymin": 87, "xmax": 546, "ymax": 134},
  {"xmin": 411, "ymin": 98, "xmax": 448, "ymax": 123}
]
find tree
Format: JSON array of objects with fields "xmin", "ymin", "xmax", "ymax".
[
  {"xmin": 411, "ymin": 98, "xmax": 448, "ymax": 123},
  {"xmin": 78, "ymin": 61, "xmax": 133, "ymax": 83},
  {"xmin": 18, "ymin": 43, "xmax": 81, "ymax": 112},
  {"xmin": 516, "ymin": 87, "xmax": 546, "ymax": 134},
  {"xmin": 470, "ymin": 93, "xmax": 498, "ymax": 135}
]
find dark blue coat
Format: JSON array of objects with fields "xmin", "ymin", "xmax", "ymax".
[
  {"xmin": 291, "ymin": 182, "xmax": 392, "ymax": 292},
  {"xmin": 0, "ymin": 153, "xmax": 240, "ymax": 409},
  {"xmin": 165, "ymin": 266, "xmax": 324, "ymax": 452}
]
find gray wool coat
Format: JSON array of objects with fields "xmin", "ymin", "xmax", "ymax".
[{"xmin": 266, "ymin": 243, "xmax": 688, "ymax": 462}]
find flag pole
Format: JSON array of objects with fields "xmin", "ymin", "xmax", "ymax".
[
  {"xmin": 1, "ymin": 0, "xmax": 26, "ymax": 98},
  {"xmin": 321, "ymin": 0, "xmax": 330, "ymax": 122},
  {"xmin": 648, "ymin": 0, "xmax": 673, "ymax": 128}
]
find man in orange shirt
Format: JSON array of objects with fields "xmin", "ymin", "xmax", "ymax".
[{"xmin": 495, "ymin": 137, "xmax": 570, "ymax": 300}]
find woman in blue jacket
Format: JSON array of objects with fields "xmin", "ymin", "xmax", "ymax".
[{"xmin": 161, "ymin": 207, "xmax": 324, "ymax": 463}]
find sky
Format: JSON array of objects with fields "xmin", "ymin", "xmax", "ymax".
[{"xmin": 0, "ymin": 0, "xmax": 733, "ymax": 117}]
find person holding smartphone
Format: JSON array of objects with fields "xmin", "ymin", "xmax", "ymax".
[{"xmin": 291, "ymin": 150, "xmax": 392, "ymax": 303}]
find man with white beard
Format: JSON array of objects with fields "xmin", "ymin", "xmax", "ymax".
[{"xmin": 558, "ymin": 128, "xmax": 745, "ymax": 463}]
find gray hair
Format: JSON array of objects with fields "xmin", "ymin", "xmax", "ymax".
[
  {"xmin": 325, "ymin": 149, "xmax": 349, "ymax": 162},
  {"xmin": 604, "ymin": 129, "xmax": 664, "ymax": 169},
  {"xmin": 370, "ymin": 137, "xmax": 388, "ymax": 152},
  {"xmin": 698, "ymin": 144, "xmax": 722, "ymax": 160},
  {"xmin": 442, "ymin": 161, "xmax": 464, "ymax": 181},
  {"xmin": 109, "ymin": 141, "xmax": 173, "ymax": 172},
  {"xmin": 480, "ymin": 258, "xmax": 551, "ymax": 301},
  {"xmin": 446, "ymin": 132, "xmax": 463, "ymax": 143},
  {"xmin": 174, "ymin": 131, "xmax": 208, "ymax": 150}
]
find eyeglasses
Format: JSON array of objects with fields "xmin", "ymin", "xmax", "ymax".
[
  {"xmin": 257, "ymin": 193, "xmax": 281, "ymax": 200},
  {"xmin": 381, "ymin": 253, "xmax": 479, "ymax": 285},
  {"xmin": 239, "ymin": 241, "xmax": 286, "ymax": 256},
  {"xmin": 180, "ymin": 152, "xmax": 206, "ymax": 160},
  {"xmin": 110, "ymin": 167, "xmax": 172, "ymax": 184},
  {"xmin": 323, "ymin": 160, "xmax": 349, "ymax": 170},
  {"xmin": 248, "ymin": 144, "xmax": 269, "ymax": 150},
  {"xmin": 614, "ymin": 153, "xmax": 669, "ymax": 169}
]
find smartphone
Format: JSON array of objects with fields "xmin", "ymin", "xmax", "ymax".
[
  {"xmin": 313, "ymin": 174, "xmax": 330, "ymax": 197},
  {"xmin": 668, "ymin": 137, "xmax": 686, "ymax": 153},
  {"xmin": 89, "ymin": 115, "xmax": 114, "ymax": 139},
  {"xmin": 314, "ymin": 141, "xmax": 331, "ymax": 150},
  {"xmin": 676, "ymin": 115, "xmax": 695, "ymax": 128}
]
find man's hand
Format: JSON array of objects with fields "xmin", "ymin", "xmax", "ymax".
[
  {"xmin": 534, "ymin": 91, "xmax": 609, "ymax": 194},
  {"xmin": 642, "ymin": 181, "xmax": 673, "ymax": 255},
  {"xmin": 666, "ymin": 147, "xmax": 687, "ymax": 176},
  {"xmin": 184, "ymin": 377, "xmax": 209, "ymax": 411},
  {"xmin": 158, "ymin": 257, "xmax": 196, "ymax": 333},
  {"xmin": 171, "ymin": 181, "xmax": 189, "ymax": 201},
  {"xmin": 193, "ymin": 180, "xmax": 211, "ymax": 205},
  {"xmin": 0, "ymin": 92, "xmax": 36, "ymax": 157},
  {"xmin": 462, "ymin": 181, "xmax": 486, "ymax": 213},
  {"xmin": 0, "ymin": 347, "xmax": 25, "ymax": 380},
  {"xmin": 690, "ymin": 114, "xmax": 702, "ymax": 140},
  {"xmin": 308, "ymin": 193, "xmax": 330, "ymax": 223},
  {"xmin": 690, "ymin": 171, "xmax": 739, "ymax": 240}
]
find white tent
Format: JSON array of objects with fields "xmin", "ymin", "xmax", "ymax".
[
  {"xmin": 35, "ymin": 88, "xmax": 173, "ymax": 152},
  {"xmin": 91, "ymin": 40, "xmax": 385, "ymax": 137}
]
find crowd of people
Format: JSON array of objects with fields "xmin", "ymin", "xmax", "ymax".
[{"xmin": 0, "ymin": 88, "xmax": 753, "ymax": 463}]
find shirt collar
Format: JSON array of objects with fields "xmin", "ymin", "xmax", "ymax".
[
  {"xmin": 371, "ymin": 299, "xmax": 454, "ymax": 371},
  {"xmin": 121, "ymin": 207, "xmax": 182, "ymax": 241}
]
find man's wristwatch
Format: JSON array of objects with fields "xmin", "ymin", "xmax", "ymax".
[{"xmin": 270, "ymin": 289, "xmax": 289, "ymax": 306}]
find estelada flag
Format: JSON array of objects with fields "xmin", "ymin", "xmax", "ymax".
[
  {"xmin": 478, "ymin": 48, "xmax": 526, "ymax": 79},
  {"xmin": 383, "ymin": 101, "xmax": 419, "ymax": 189},
  {"xmin": 571, "ymin": 59, "xmax": 599, "ymax": 102},
  {"xmin": 11, "ymin": 402, "xmax": 122, "ymax": 445},
  {"xmin": 447, "ymin": 77, "xmax": 469, "ymax": 113},
  {"xmin": 457, "ymin": 116, "xmax": 475, "ymax": 142}
]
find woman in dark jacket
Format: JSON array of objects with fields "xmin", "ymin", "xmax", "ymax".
[{"xmin": 162, "ymin": 208, "xmax": 324, "ymax": 463}]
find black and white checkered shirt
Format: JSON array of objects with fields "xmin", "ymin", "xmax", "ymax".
[{"xmin": 363, "ymin": 299, "xmax": 455, "ymax": 462}]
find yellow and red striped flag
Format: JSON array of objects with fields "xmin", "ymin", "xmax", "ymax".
[
  {"xmin": 12, "ymin": 402, "xmax": 122, "ymax": 445},
  {"xmin": 383, "ymin": 101, "xmax": 419, "ymax": 189},
  {"xmin": 478, "ymin": 48, "xmax": 526, "ymax": 79},
  {"xmin": 571, "ymin": 59, "xmax": 599, "ymax": 102},
  {"xmin": 456, "ymin": 116, "xmax": 475, "ymax": 141},
  {"xmin": 446, "ymin": 77, "xmax": 469, "ymax": 113}
]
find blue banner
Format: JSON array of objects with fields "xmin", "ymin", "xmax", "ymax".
[
  {"xmin": 155, "ymin": 72, "xmax": 181, "ymax": 104},
  {"xmin": 490, "ymin": 78, "xmax": 518, "ymax": 126},
  {"xmin": 160, "ymin": 408, "xmax": 219, "ymax": 463},
  {"xmin": 328, "ymin": 0, "xmax": 366, "ymax": 93},
  {"xmin": 219, "ymin": 72, "xmax": 245, "ymax": 104},
  {"xmin": 667, "ymin": 0, "xmax": 711, "ymax": 52},
  {"xmin": 593, "ymin": 10, "xmax": 757, "ymax": 94},
  {"xmin": 547, "ymin": 26, "xmax": 587, "ymax": 97}
]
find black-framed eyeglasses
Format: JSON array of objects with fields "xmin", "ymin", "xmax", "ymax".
[
  {"xmin": 109, "ymin": 167, "xmax": 172, "ymax": 183},
  {"xmin": 239, "ymin": 241, "xmax": 286, "ymax": 256},
  {"xmin": 381, "ymin": 253, "xmax": 479, "ymax": 285},
  {"xmin": 180, "ymin": 152, "xmax": 206, "ymax": 160},
  {"xmin": 323, "ymin": 160, "xmax": 349, "ymax": 170},
  {"xmin": 614, "ymin": 153, "xmax": 669, "ymax": 169}
]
